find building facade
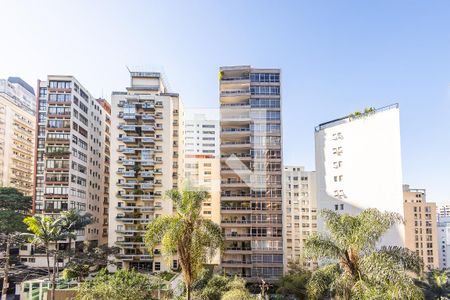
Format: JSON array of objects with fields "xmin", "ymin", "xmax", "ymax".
[
  {"xmin": 283, "ymin": 166, "xmax": 317, "ymax": 270},
  {"xmin": 24, "ymin": 76, "xmax": 110, "ymax": 267},
  {"xmin": 109, "ymin": 70, "xmax": 183, "ymax": 272},
  {"xmin": 0, "ymin": 77, "xmax": 35, "ymax": 196},
  {"xmin": 97, "ymin": 98, "xmax": 112, "ymax": 245},
  {"xmin": 403, "ymin": 184, "xmax": 438, "ymax": 270},
  {"xmin": 219, "ymin": 66, "xmax": 283, "ymax": 281},
  {"xmin": 315, "ymin": 104, "xmax": 405, "ymax": 246},
  {"xmin": 184, "ymin": 109, "xmax": 219, "ymax": 156},
  {"xmin": 438, "ymin": 215, "xmax": 450, "ymax": 269}
]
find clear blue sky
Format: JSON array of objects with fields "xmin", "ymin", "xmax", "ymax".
[{"xmin": 1, "ymin": 0, "xmax": 449, "ymax": 203}]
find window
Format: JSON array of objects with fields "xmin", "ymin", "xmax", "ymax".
[{"xmin": 154, "ymin": 262, "xmax": 161, "ymax": 271}]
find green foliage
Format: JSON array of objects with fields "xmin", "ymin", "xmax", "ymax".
[
  {"xmin": 221, "ymin": 288, "xmax": 255, "ymax": 300},
  {"xmin": 416, "ymin": 269, "xmax": 450, "ymax": 300},
  {"xmin": 23, "ymin": 215, "xmax": 65, "ymax": 246},
  {"xmin": 74, "ymin": 269, "xmax": 156, "ymax": 300},
  {"xmin": 0, "ymin": 188, "xmax": 31, "ymax": 235},
  {"xmin": 305, "ymin": 208, "xmax": 424, "ymax": 300},
  {"xmin": 62, "ymin": 263, "xmax": 90, "ymax": 281},
  {"xmin": 145, "ymin": 189, "xmax": 224, "ymax": 299},
  {"xmin": 0, "ymin": 187, "xmax": 31, "ymax": 213},
  {"xmin": 276, "ymin": 265, "xmax": 311, "ymax": 300}
]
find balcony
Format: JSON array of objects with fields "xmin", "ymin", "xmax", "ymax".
[
  {"xmin": 221, "ymin": 140, "xmax": 251, "ymax": 148},
  {"xmin": 116, "ymin": 170, "xmax": 136, "ymax": 177},
  {"xmin": 119, "ymin": 125, "xmax": 137, "ymax": 131},
  {"xmin": 118, "ymin": 159, "xmax": 135, "ymax": 166},
  {"xmin": 142, "ymin": 125, "xmax": 154, "ymax": 132},
  {"xmin": 220, "ymin": 89, "xmax": 250, "ymax": 97},
  {"xmin": 141, "ymin": 137, "xmax": 154, "ymax": 143},
  {"xmin": 142, "ymin": 102, "xmax": 154, "ymax": 109},
  {"xmin": 139, "ymin": 171, "xmax": 153, "ymax": 177},
  {"xmin": 117, "ymin": 254, "xmax": 152, "ymax": 261},
  {"xmin": 119, "ymin": 136, "xmax": 136, "ymax": 143},
  {"xmin": 221, "ymin": 128, "xmax": 250, "ymax": 137},
  {"xmin": 142, "ymin": 115, "xmax": 155, "ymax": 122}
]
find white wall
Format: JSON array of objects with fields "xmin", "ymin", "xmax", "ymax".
[{"xmin": 315, "ymin": 107, "xmax": 405, "ymax": 247}]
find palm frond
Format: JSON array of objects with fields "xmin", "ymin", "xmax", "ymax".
[
  {"xmin": 307, "ymin": 264, "xmax": 340, "ymax": 300},
  {"xmin": 304, "ymin": 233, "xmax": 342, "ymax": 260},
  {"xmin": 378, "ymin": 246, "xmax": 423, "ymax": 275}
]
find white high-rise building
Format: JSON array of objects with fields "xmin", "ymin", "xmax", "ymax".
[
  {"xmin": 109, "ymin": 70, "xmax": 184, "ymax": 272},
  {"xmin": 283, "ymin": 166, "xmax": 317, "ymax": 270},
  {"xmin": 184, "ymin": 109, "xmax": 219, "ymax": 157},
  {"xmin": 437, "ymin": 216, "xmax": 450, "ymax": 269},
  {"xmin": 315, "ymin": 104, "xmax": 404, "ymax": 246}
]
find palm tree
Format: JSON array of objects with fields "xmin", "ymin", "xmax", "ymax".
[
  {"xmin": 23, "ymin": 215, "xmax": 65, "ymax": 300},
  {"xmin": 145, "ymin": 189, "xmax": 224, "ymax": 300},
  {"xmin": 417, "ymin": 269, "xmax": 450, "ymax": 299},
  {"xmin": 59, "ymin": 209, "xmax": 92, "ymax": 261},
  {"xmin": 305, "ymin": 208, "xmax": 424, "ymax": 300}
]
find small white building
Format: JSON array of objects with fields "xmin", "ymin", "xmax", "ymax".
[{"xmin": 314, "ymin": 104, "xmax": 405, "ymax": 247}]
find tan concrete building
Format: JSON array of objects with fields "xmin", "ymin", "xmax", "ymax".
[
  {"xmin": 283, "ymin": 166, "xmax": 317, "ymax": 270},
  {"xmin": 403, "ymin": 184, "xmax": 439, "ymax": 270},
  {"xmin": 109, "ymin": 70, "xmax": 184, "ymax": 272},
  {"xmin": 0, "ymin": 77, "xmax": 36, "ymax": 196},
  {"xmin": 23, "ymin": 76, "xmax": 111, "ymax": 267},
  {"xmin": 219, "ymin": 66, "xmax": 283, "ymax": 281}
]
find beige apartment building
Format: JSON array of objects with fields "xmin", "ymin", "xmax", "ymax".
[
  {"xmin": 22, "ymin": 76, "xmax": 110, "ymax": 268},
  {"xmin": 0, "ymin": 77, "xmax": 36, "ymax": 196},
  {"xmin": 283, "ymin": 166, "xmax": 317, "ymax": 270},
  {"xmin": 219, "ymin": 66, "xmax": 283, "ymax": 281},
  {"xmin": 403, "ymin": 184, "xmax": 439, "ymax": 270},
  {"xmin": 109, "ymin": 70, "xmax": 184, "ymax": 272}
]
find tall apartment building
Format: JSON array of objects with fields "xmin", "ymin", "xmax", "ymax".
[
  {"xmin": 24, "ymin": 76, "xmax": 110, "ymax": 267},
  {"xmin": 219, "ymin": 66, "xmax": 283, "ymax": 281},
  {"xmin": 283, "ymin": 166, "xmax": 317, "ymax": 270},
  {"xmin": 184, "ymin": 109, "xmax": 219, "ymax": 156},
  {"xmin": 34, "ymin": 76, "xmax": 110, "ymax": 240},
  {"xmin": 97, "ymin": 98, "xmax": 112, "ymax": 245},
  {"xmin": 403, "ymin": 185, "xmax": 438, "ymax": 269},
  {"xmin": 0, "ymin": 77, "xmax": 35, "ymax": 195},
  {"xmin": 109, "ymin": 70, "xmax": 183, "ymax": 272},
  {"xmin": 315, "ymin": 104, "xmax": 404, "ymax": 246}
]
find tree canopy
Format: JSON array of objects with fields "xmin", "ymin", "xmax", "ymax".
[{"xmin": 305, "ymin": 208, "xmax": 424, "ymax": 300}]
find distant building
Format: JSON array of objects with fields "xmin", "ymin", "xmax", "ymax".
[
  {"xmin": 437, "ymin": 216, "xmax": 450, "ymax": 269},
  {"xmin": 0, "ymin": 77, "xmax": 35, "ymax": 196},
  {"xmin": 438, "ymin": 205, "xmax": 450, "ymax": 218},
  {"xmin": 403, "ymin": 184, "xmax": 438, "ymax": 270},
  {"xmin": 315, "ymin": 104, "xmax": 405, "ymax": 247},
  {"xmin": 184, "ymin": 109, "xmax": 219, "ymax": 157},
  {"xmin": 283, "ymin": 166, "xmax": 317, "ymax": 270}
]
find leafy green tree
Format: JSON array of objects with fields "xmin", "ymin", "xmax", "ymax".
[
  {"xmin": 417, "ymin": 269, "xmax": 450, "ymax": 300},
  {"xmin": 23, "ymin": 215, "xmax": 65, "ymax": 300},
  {"xmin": 305, "ymin": 208, "xmax": 424, "ymax": 300},
  {"xmin": 221, "ymin": 277, "xmax": 256, "ymax": 300},
  {"xmin": 276, "ymin": 261, "xmax": 311, "ymax": 300},
  {"xmin": 59, "ymin": 209, "xmax": 93, "ymax": 261},
  {"xmin": 75, "ymin": 269, "xmax": 156, "ymax": 300},
  {"xmin": 145, "ymin": 190, "xmax": 224, "ymax": 300},
  {"xmin": 192, "ymin": 274, "xmax": 230, "ymax": 300},
  {"xmin": 0, "ymin": 188, "xmax": 31, "ymax": 300}
]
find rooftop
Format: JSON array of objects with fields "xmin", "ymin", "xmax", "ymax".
[{"xmin": 315, "ymin": 103, "xmax": 399, "ymax": 132}]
